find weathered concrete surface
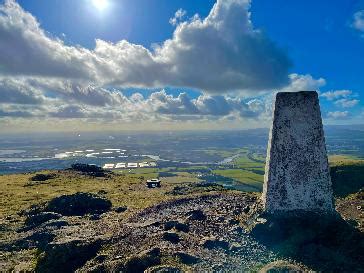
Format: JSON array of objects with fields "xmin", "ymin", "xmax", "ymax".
[{"xmin": 262, "ymin": 91, "xmax": 334, "ymax": 213}]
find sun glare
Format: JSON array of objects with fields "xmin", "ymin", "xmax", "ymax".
[{"xmin": 91, "ymin": 0, "xmax": 108, "ymax": 11}]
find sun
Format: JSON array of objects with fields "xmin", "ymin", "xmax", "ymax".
[{"xmin": 91, "ymin": 0, "xmax": 109, "ymax": 11}]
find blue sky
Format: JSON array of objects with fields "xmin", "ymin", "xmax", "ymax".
[{"xmin": 0, "ymin": 0, "xmax": 363, "ymax": 132}]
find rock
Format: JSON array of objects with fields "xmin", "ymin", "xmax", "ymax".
[
  {"xmin": 124, "ymin": 248, "xmax": 161, "ymax": 273},
  {"xmin": 36, "ymin": 239, "xmax": 102, "ymax": 273},
  {"xmin": 164, "ymin": 220, "xmax": 189, "ymax": 232},
  {"xmin": 162, "ymin": 232, "xmax": 181, "ymax": 244},
  {"xmin": 45, "ymin": 192, "xmax": 112, "ymax": 216},
  {"xmin": 114, "ymin": 206, "xmax": 128, "ymax": 213},
  {"xmin": 25, "ymin": 212, "xmax": 62, "ymax": 227},
  {"xmin": 186, "ymin": 209, "xmax": 206, "ymax": 221},
  {"xmin": 202, "ymin": 237, "xmax": 229, "ymax": 251},
  {"xmin": 175, "ymin": 252, "xmax": 200, "ymax": 265}
]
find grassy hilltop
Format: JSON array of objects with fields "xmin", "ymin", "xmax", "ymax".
[{"xmin": 0, "ymin": 154, "xmax": 363, "ymax": 272}]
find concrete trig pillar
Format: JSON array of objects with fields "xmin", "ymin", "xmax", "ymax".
[{"xmin": 262, "ymin": 91, "xmax": 334, "ymax": 213}]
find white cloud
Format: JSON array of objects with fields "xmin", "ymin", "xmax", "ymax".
[
  {"xmin": 0, "ymin": 0, "xmax": 291, "ymax": 93},
  {"xmin": 0, "ymin": 78, "xmax": 45, "ymax": 104},
  {"xmin": 320, "ymin": 90, "xmax": 352, "ymax": 100},
  {"xmin": 353, "ymin": 10, "xmax": 364, "ymax": 32},
  {"xmin": 169, "ymin": 9, "xmax": 187, "ymax": 26},
  {"xmin": 327, "ymin": 111, "xmax": 349, "ymax": 119},
  {"xmin": 279, "ymin": 73, "xmax": 326, "ymax": 93},
  {"xmin": 334, "ymin": 98, "xmax": 359, "ymax": 108}
]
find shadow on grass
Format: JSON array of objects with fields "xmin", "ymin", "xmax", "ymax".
[{"xmin": 251, "ymin": 212, "xmax": 364, "ymax": 272}]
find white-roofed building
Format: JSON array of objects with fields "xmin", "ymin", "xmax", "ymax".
[{"xmin": 115, "ymin": 163, "xmax": 126, "ymax": 169}]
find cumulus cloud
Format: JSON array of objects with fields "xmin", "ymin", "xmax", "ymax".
[
  {"xmin": 0, "ymin": 0, "xmax": 291, "ymax": 93},
  {"xmin": 352, "ymin": 10, "xmax": 364, "ymax": 32},
  {"xmin": 0, "ymin": 78, "xmax": 45, "ymax": 104},
  {"xmin": 169, "ymin": 9, "xmax": 187, "ymax": 26},
  {"xmin": 327, "ymin": 111, "xmax": 349, "ymax": 119},
  {"xmin": 147, "ymin": 90, "xmax": 264, "ymax": 118},
  {"xmin": 279, "ymin": 73, "xmax": 326, "ymax": 92}
]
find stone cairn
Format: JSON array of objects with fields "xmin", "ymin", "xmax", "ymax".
[{"xmin": 262, "ymin": 91, "xmax": 334, "ymax": 213}]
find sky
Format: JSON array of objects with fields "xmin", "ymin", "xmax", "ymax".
[{"xmin": 0, "ymin": 0, "xmax": 363, "ymax": 133}]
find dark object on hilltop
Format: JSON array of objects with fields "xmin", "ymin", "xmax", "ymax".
[
  {"xmin": 30, "ymin": 173, "xmax": 56, "ymax": 182},
  {"xmin": 69, "ymin": 163, "xmax": 108, "ymax": 177},
  {"xmin": 146, "ymin": 179, "xmax": 161, "ymax": 188},
  {"xmin": 46, "ymin": 192, "xmax": 112, "ymax": 216}
]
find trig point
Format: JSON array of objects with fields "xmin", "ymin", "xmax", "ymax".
[{"xmin": 262, "ymin": 91, "xmax": 334, "ymax": 213}]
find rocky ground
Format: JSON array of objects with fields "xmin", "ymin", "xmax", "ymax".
[
  {"xmin": 0, "ymin": 168, "xmax": 363, "ymax": 272},
  {"xmin": 1, "ymin": 190, "xmax": 363, "ymax": 272}
]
